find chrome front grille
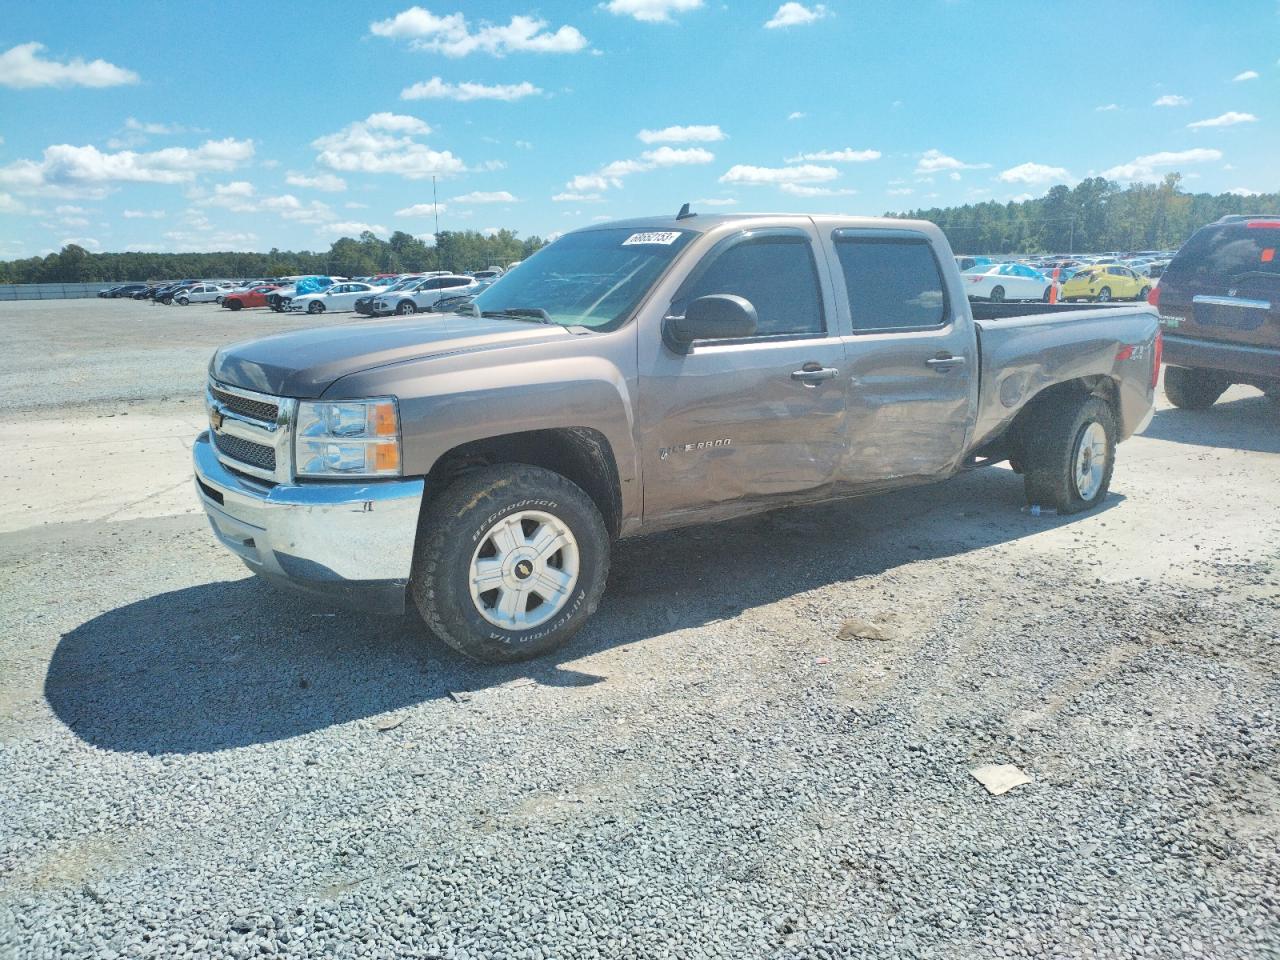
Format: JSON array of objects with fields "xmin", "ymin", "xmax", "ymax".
[
  {"xmin": 206, "ymin": 380, "xmax": 296, "ymax": 483},
  {"xmin": 214, "ymin": 431, "xmax": 276, "ymax": 471},
  {"xmin": 209, "ymin": 385, "xmax": 278, "ymax": 423}
]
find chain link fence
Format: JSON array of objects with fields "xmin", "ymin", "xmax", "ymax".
[{"xmin": 0, "ymin": 283, "xmax": 130, "ymax": 301}]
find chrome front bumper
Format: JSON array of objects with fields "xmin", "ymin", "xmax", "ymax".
[{"xmin": 192, "ymin": 431, "xmax": 424, "ymax": 614}]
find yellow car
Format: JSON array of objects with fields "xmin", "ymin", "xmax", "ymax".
[{"xmin": 1060, "ymin": 265, "xmax": 1153, "ymax": 303}]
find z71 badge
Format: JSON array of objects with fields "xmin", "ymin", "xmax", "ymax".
[{"xmin": 659, "ymin": 438, "xmax": 732, "ymax": 460}]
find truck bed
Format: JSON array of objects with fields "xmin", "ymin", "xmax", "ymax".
[{"xmin": 969, "ymin": 303, "xmax": 1160, "ymax": 451}]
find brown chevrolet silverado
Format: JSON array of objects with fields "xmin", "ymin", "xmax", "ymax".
[
  {"xmin": 194, "ymin": 212, "xmax": 1160, "ymax": 662},
  {"xmin": 1151, "ymin": 215, "xmax": 1280, "ymax": 408}
]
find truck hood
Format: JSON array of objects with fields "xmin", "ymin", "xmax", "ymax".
[{"xmin": 210, "ymin": 313, "xmax": 571, "ymax": 398}]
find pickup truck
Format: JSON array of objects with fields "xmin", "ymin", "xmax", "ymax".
[{"xmin": 193, "ymin": 213, "xmax": 1160, "ymax": 663}]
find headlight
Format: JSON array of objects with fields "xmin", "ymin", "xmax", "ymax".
[{"xmin": 294, "ymin": 398, "xmax": 402, "ymax": 478}]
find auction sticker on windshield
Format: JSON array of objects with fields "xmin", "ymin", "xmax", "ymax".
[{"xmin": 623, "ymin": 232, "xmax": 682, "ymax": 246}]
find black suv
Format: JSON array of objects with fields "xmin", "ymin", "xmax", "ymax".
[{"xmin": 1154, "ymin": 215, "xmax": 1280, "ymax": 408}]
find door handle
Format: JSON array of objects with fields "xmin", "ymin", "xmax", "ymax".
[
  {"xmin": 926, "ymin": 355, "xmax": 966, "ymax": 370},
  {"xmin": 791, "ymin": 362, "xmax": 839, "ymax": 385}
]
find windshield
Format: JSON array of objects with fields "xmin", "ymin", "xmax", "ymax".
[{"xmin": 468, "ymin": 227, "xmax": 696, "ymax": 329}]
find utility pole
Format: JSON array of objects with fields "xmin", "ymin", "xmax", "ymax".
[{"xmin": 432, "ymin": 175, "xmax": 441, "ymax": 272}]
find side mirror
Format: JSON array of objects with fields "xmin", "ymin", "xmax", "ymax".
[{"xmin": 665, "ymin": 294, "xmax": 757, "ymax": 352}]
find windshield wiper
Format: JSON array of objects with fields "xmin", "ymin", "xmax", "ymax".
[{"xmin": 482, "ymin": 308, "xmax": 554, "ymax": 325}]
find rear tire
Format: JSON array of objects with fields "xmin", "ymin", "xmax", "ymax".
[
  {"xmin": 411, "ymin": 464, "xmax": 610, "ymax": 664},
  {"xmin": 177, "ymin": 296, "xmax": 190, "ymax": 305},
  {"xmin": 307, "ymin": 301, "xmax": 325, "ymax": 314},
  {"xmin": 1095, "ymin": 286, "xmax": 1112, "ymax": 303},
  {"xmin": 396, "ymin": 300, "xmax": 417, "ymax": 315},
  {"xmin": 1021, "ymin": 394, "xmax": 1116, "ymax": 514},
  {"xmin": 1137, "ymin": 286, "xmax": 1150, "ymax": 302},
  {"xmin": 1164, "ymin": 366, "xmax": 1228, "ymax": 410},
  {"xmin": 990, "ymin": 286, "xmax": 1006, "ymax": 303},
  {"xmin": 227, "ymin": 300, "xmax": 242, "ymax": 311}
]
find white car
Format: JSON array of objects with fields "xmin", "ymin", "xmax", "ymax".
[
  {"xmin": 370, "ymin": 275, "xmax": 477, "ymax": 315},
  {"xmin": 961, "ymin": 263, "xmax": 1053, "ymax": 303},
  {"xmin": 287, "ymin": 281, "xmax": 388, "ymax": 315},
  {"xmin": 174, "ymin": 282, "xmax": 232, "ymax": 305}
]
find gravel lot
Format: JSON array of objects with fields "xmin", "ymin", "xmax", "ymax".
[{"xmin": 1, "ymin": 299, "xmax": 1278, "ymax": 959}]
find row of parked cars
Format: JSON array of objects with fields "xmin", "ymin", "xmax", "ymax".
[
  {"xmin": 954, "ymin": 250, "xmax": 1176, "ymax": 304},
  {"xmin": 95, "ymin": 265, "xmax": 514, "ymax": 315}
]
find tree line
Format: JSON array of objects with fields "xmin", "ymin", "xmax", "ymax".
[
  {"xmin": 0, "ymin": 229, "xmax": 547, "ymax": 284},
  {"xmin": 892, "ymin": 174, "xmax": 1280, "ymax": 255}
]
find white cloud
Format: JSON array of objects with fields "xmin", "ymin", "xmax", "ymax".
[
  {"xmin": 215, "ymin": 180, "xmax": 255, "ymax": 198},
  {"xmin": 369, "ymin": 8, "xmax": 588, "ymax": 56},
  {"xmin": 887, "ymin": 187, "xmax": 913, "ymax": 196},
  {"xmin": 58, "ymin": 236, "xmax": 101, "ymax": 250},
  {"xmin": 0, "ymin": 138, "xmax": 254, "ymax": 191},
  {"xmin": 779, "ymin": 184, "xmax": 856, "ymax": 197},
  {"xmin": 637, "ymin": 124, "xmax": 725, "ymax": 144},
  {"xmin": 566, "ymin": 175, "xmax": 611, "ymax": 193},
  {"xmin": 998, "ymin": 162, "xmax": 1072, "ymax": 185},
  {"xmin": 1153, "ymin": 94, "xmax": 1189, "ymax": 107},
  {"xmin": 764, "ymin": 3, "xmax": 828, "ymax": 28},
  {"xmin": 0, "ymin": 41, "xmax": 138, "ymax": 89},
  {"xmin": 344, "ymin": 201, "xmax": 369, "ymax": 209},
  {"xmin": 604, "ymin": 0, "xmax": 702, "ymax": 22},
  {"xmin": 719, "ymin": 163, "xmax": 838, "ymax": 186},
  {"xmin": 122, "ymin": 208, "xmax": 165, "ymax": 219},
  {"xmin": 319, "ymin": 222, "xmax": 388, "ymax": 238},
  {"xmin": 787, "ymin": 112, "xmax": 806, "ymax": 121},
  {"xmin": 515, "ymin": 139, "xmax": 534, "ymax": 150},
  {"xmin": 1102, "ymin": 148, "xmax": 1223, "ymax": 181},
  {"xmin": 1232, "ymin": 70, "xmax": 1259, "ymax": 82},
  {"xmin": 312, "ymin": 114, "xmax": 463, "ymax": 179},
  {"xmin": 451, "ymin": 190, "xmax": 517, "ymax": 203},
  {"xmin": 915, "ymin": 149, "xmax": 990, "ymax": 174},
  {"xmin": 640, "ymin": 146, "xmax": 714, "ymax": 166},
  {"xmin": 552, "ymin": 191, "xmax": 603, "ymax": 202},
  {"xmin": 395, "ymin": 202, "xmax": 448, "ymax": 216},
  {"xmin": 285, "ymin": 172, "xmax": 347, "ymax": 191},
  {"xmin": 1228, "ymin": 187, "xmax": 1260, "ymax": 196},
  {"xmin": 258, "ymin": 195, "xmax": 335, "ymax": 223},
  {"xmin": 1095, "ymin": 103, "xmax": 1119, "ymax": 112},
  {"xmin": 401, "ymin": 76, "xmax": 542, "ymax": 101},
  {"xmin": 1187, "ymin": 111, "xmax": 1258, "ymax": 129},
  {"xmin": 784, "ymin": 148, "xmax": 880, "ymax": 163},
  {"xmin": 692, "ymin": 197, "xmax": 737, "ymax": 206}
]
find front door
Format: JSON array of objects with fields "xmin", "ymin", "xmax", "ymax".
[
  {"xmin": 638, "ymin": 227, "xmax": 848, "ymax": 525},
  {"xmin": 821, "ymin": 229, "xmax": 976, "ymax": 488}
]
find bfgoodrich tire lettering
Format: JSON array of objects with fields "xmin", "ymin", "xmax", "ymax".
[
  {"xmin": 1021, "ymin": 394, "xmax": 1117, "ymax": 514},
  {"xmin": 411, "ymin": 464, "xmax": 610, "ymax": 663}
]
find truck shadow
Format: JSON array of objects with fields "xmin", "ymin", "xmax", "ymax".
[
  {"xmin": 47, "ymin": 467, "xmax": 1119, "ymax": 754},
  {"xmin": 1142, "ymin": 392, "xmax": 1279, "ymax": 454}
]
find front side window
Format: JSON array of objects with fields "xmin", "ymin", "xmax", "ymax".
[
  {"xmin": 835, "ymin": 237, "xmax": 947, "ymax": 332},
  {"xmin": 674, "ymin": 235, "xmax": 825, "ymax": 337}
]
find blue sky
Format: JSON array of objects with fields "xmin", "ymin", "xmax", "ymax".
[{"xmin": 1, "ymin": 0, "xmax": 1276, "ymax": 257}]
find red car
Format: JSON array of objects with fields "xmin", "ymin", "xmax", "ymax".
[{"xmin": 221, "ymin": 285, "xmax": 280, "ymax": 311}]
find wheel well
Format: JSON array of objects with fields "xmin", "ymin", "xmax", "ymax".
[
  {"xmin": 425, "ymin": 428, "xmax": 623, "ymax": 539},
  {"xmin": 974, "ymin": 376, "xmax": 1119, "ymax": 465}
]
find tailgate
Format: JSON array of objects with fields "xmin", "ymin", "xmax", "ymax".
[{"xmin": 1160, "ymin": 222, "xmax": 1280, "ymax": 349}]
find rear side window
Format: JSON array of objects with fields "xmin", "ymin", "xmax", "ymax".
[
  {"xmin": 442, "ymin": 277, "xmax": 471, "ymax": 288},
  {"xmin": 1166, "ymin": 223, "xmax": 1280, "ymax": 290},
  {"xmin": 834, "ymin": 237, "xmax": 947, "ymax": 331},
  {"xmin": 679, "ymin": 235, "xmax": 825, "ymax": 337}
]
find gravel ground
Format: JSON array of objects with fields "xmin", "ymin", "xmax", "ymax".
[{"xmin": 1, "ymin": 300, "xmax": 1278, "ymax": 959}]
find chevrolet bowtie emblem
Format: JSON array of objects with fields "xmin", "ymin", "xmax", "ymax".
[{"xmin": 209, "ymin": 405, "xmax": 224, "ymax": 431}]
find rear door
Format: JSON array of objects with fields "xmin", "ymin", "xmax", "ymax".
[
  {"xmin": 1160, "ymin": 221, "xmax": 1280, "ymax": 348},
  {"xmin": 823, "ymin": 229, "xmax": 976, "ymax": 487}
]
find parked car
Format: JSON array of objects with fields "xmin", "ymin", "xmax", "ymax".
[
  {"xmin": 287, "ymin": 281, "xmax": 388, "ymax": 315},
  {"xmin": 266, "ymin": 277, "xmax": 337, "ymax": 313},
  {"xmin": 354, "ymin": 276, "xmax": 426, "ymax": 316},
  {"xmin": 195, "ymin": 213, "xmax": 1159, "ymax": 664},
  {"xmin": 1152, "ymin": 214, "xmax": 1280, "ymax": 408},
  {"xmin": 174, "ymin": 282, "xmax": 232, "ymax": 305},
  {"xmin": 98, "ymin": 283, "xmax": 149, "ymax": 298},
  {"xmin": 955, "ymin": 256, "xmax": 993, "ymax": 272},
  {"xmin": 221, "ymin": 285, "xmax": 281, "ymax": 311},
  {"xmin": 1059, "ymin": 265, "xmax": 1151, "ymax": 303},
  {"xmin": 153, "ymin": 281, "xmax": 198, "ymax": 305},
  {"xmin": 428, "ymin": 280, "xmax": 495, "ymax": 314},
  {"xmin": 471, "ymin": 268, "xmax": 504, "ymax": 282},
  {"xmin": 962, "ymin": 263, "xmax": 1053, "ymax": 302},
  {"xmin": 368, "ymin": 275, "xmax": 476, "ymax": 315}
]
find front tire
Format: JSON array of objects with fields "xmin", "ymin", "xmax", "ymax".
[
  {"xmin": 1021, "ymin": 394, "xmax": 1117, "ymax": 514},
  {"xmin": 1095, "ymin": 286, "xmax": 1112, "ymax": 303},
  {"xmin": 307, "ymin": 301, "xmax": 325, "ymax": 314},
  {"xmin": 396, "ymin": 300, "xmax": 417, "ymax": 315},
  {"xmin": 227, "ymin": 299, "xmax": 242, "ymax": 311},
  {"xmin": 1164, "ymin": 366, "xmax": 1228, "ymax": 410},
  {"xmin": 177, "ymin": 296, "xmax": 190, "ymax": 305},
  {"xmin": 1137, "ymin": 286, "xmax": 1150, "ymax": 302},
  {"xmin": 411, "ymin": 464, "xmax": 610, "ymax": 663}
]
